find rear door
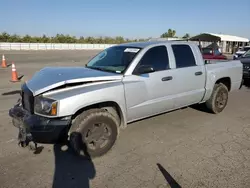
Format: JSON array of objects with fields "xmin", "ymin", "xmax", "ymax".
[
  {"xmin": 169, "ymin": 44, "xmax": 206, "ymax": 108},
  {"xmin": 123, "ymin": 45, "xmax": 175, "ymax": 122}
]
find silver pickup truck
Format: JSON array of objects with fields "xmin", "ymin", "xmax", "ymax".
[{"xmin": 9, "ymin": 40, "xmax": 243, "ymax": 157}]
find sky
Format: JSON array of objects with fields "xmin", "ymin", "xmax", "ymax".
[{"xmin": 1, "ymin": 0, "xmax": 250, "ymax": 39}]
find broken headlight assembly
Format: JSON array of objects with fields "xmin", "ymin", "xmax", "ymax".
[{"xmin": 34, "ymin": 96, "xmax": 58, "ymax": 116}]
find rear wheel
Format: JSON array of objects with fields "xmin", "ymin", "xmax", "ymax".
[
  {"xmin": 69, "ymin": 109, "xmax": 119, "ymax": 158},
  {"xmin": 205, "ymin": 83, "xmax": 228, "ymax": 114}
]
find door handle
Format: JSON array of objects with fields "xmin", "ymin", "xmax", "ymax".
[
  {"xmin": 195, "ymin": 71, "xmax": 203, "ymax": 76},
  {"xmin": 162, "ymin": 76, "xmax": 173, "ymax": 81}
]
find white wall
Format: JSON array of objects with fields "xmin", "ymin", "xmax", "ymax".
[{"xmin": 0, "ymin": 42, "xmax": 116, "ymax": 50}]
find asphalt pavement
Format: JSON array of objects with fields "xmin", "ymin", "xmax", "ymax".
[{"xmin": 0, "ymin": 50, "xmax": 249, "ymax": 188}]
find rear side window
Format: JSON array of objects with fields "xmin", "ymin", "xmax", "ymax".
[
  {"xmin": 172, "ymin": 45, "xmax": 196, "ymax": 68},
  {"xmin": 137, "ymin": 45, "xmax": 169, "ymax": 71}
]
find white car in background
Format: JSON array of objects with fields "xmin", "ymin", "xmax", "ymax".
[{"xmin": 234, "ymin": 46, "xmax": 250, "ymax": 59}]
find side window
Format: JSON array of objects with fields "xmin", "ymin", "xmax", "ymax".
[
  {"xmin": 172, "ymin": 45, "xmax": 196, "ymax": 68},
  {"xmin": 137, "ymin": 45, "xmax": 169, "ymax": 72}
]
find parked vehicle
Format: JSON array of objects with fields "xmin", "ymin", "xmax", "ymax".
[
  {"xmin": 238, "ymin": 49, "xmax": 250, "ymax": 85},
  {"xmin": 233, "ymin": 46, "xmax": 250, "ymax": 60},
  {"xmin": 201, "ymin": 47, "xmax": 227, "ymax": 60},
  {"xmin": 9, "ymin": 41, "xmax": 243, "ymax": 157}
]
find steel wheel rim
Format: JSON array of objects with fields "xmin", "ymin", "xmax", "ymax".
[
  {"xmin": 83, "ymin": 122, "xmax": 112, "ymax": 151},
  {"xmin": 216, "ymin": 90, "xmax": 227, "ymax": 108}
]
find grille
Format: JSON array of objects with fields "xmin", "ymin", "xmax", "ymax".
[
  {"xmin": 243, "ymin": 64, "xmax": 250, "ymax": 71},
  {"xmin": 21, "ymin": 85, "xmax": 34, "ymax": 113}
]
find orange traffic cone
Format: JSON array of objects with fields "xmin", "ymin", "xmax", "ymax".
[
  {"xmin": 1, "ymin": 54, "xmax": 7, "ymax": 68},
  {"xmin": 10, "ymin": 62, "xmax": 20, "ymax": 82}
]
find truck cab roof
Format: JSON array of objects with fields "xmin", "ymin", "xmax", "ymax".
[{"xmin": 116, "ymin": 40, "xmax": 194, "ymax": 49}]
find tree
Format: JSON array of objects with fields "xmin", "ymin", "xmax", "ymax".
[
  {"xmin": 0, "ymin": 32, "xmax": 148, "ymax": 44},
  {"xmin": 22, "ymin": 34, "xmax": 32, "ymax": 42},
  {"xmin": 0, "ymin": 32, "xmax": 10, "ymax": 42},
  {"xmin": 85, "ymin": 36, "xmax": 95, "ymax": 44},
  {"xmin": 160, "ymin": 29, "xmax": 176, "ymax": 38},
  {"xmin": 183, "ymin": 33, "xmax": 190, "ymax": 39},
  {"xmin": 115, "ymin": 36, "xmax": 125, "ymax": 44},
  {"xmin": 78, "ymin": 36, "xmax": 85, "ymax": 43},
  {"xmin": 42, "ymin": 34, "xmax": 50, "ymax": 43},
  {"xmin": 8, "ymin": 34, "xmax": 21, "ymax": 42},
  {"xmin": 138, "ymin": 38, "xmax": 146, "ymax": 42}
]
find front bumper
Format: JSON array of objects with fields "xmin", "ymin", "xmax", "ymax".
[
  {"xmin": 9, "ymin": 103, "xmax": 71, "ymax": 144},
  {"xmin": 243, "ymin": 71, "xmax": 250, "ymax": 79}
]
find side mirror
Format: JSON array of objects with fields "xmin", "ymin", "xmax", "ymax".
[{"xmin": 135, "ymin": 65, "xmax": 155, "ymax": 75}]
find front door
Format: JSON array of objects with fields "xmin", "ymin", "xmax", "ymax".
[{"xmin": 122, "ymin": 45, "xmax": 176, "ymax": 122}]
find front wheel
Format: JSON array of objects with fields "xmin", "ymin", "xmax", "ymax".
[
  {"xmin": 205, "ymin": 83, "xmax": 229, "ymax": 114},
  {"xmin": 69, "ymin": 109, "xmax": 119, "ymax": 158}
]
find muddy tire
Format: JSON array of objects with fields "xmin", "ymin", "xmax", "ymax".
[
  {"xmin": 69, "ymin": 109, "xmax": 119, "ymax": 158},
  {"xmin": 205, "ymin": 83, "xmax": 229, "ymax": 114}
]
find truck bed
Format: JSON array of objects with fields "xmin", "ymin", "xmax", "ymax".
[
  {"xmin": 202, "ymin": 59, "xmax": 243, "ymax": 102},
  {"xmin": 204, "ymin": 59, "xmax": 232, "ymax": 64}
]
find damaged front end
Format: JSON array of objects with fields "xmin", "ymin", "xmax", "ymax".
[
  {"xmin": 9, "ymin": 100, "xmax": 37, "ymax": 150},
  {"xmin": 9, "ymin": 84, "xmax": 71, "ymax": 151},
  {"xmin": 9, "ymin": 66, "xmax": 123, "ymax": 151}
]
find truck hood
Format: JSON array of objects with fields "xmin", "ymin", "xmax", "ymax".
[
  {"xmin": 26, "ymin": 67, "xmax": 123, "ymax": 96},
  {"xmin": 240, "ymin": 57, "xmax": 250, "ymax": 64}
]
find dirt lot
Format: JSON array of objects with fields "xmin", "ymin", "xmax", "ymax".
[{"xmin": 0, "ymin": 50, "xmax": 249, "ymax": 188}]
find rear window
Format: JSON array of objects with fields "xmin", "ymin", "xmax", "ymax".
[{"xmin": 172, "ymin": 44, "xmax": 196, "ymax": 68}]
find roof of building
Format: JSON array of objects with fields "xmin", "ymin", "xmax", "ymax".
[{"xmin": 190, "ymin": 33, "xmax": 249, "ymax": 42}]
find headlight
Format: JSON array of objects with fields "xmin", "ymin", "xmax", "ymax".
[{"xmin": 34, "ymin": 96, "xmax": 58, "ymax": 116}]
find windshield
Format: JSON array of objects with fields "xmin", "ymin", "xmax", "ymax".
[
  {"xmin": 242, "ymin": 50, "xmax": 250, "ymax": 58},
  {"xmin": 86, "ymin": 46, "xmax": 141, "ymax": 74}
]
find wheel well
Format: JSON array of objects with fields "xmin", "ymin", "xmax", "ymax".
[
  {"xmin": 216, "ymin": 77, "xmax": 231, "ymax": 91},
  {"xmin": 72, "ymin": 101, "xmax": 125, "ymax": 128}
]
